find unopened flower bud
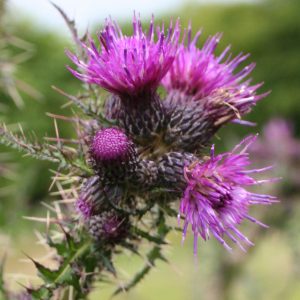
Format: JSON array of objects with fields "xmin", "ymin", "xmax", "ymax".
[
  {"xmin": 88, "ymin": 211, "xmax": 129, "ymax": 243},
  {"xmin": 158, "ymin": 152, "xmax": 197, "ymax": 191}
]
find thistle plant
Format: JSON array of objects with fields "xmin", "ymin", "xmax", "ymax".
[{"xmin": 0, "ymin": 9, "xmax": 278, "ymax": 299}]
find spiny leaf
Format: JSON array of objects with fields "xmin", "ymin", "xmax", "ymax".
[
  {"xmin": 159, "ymin": 204, "xmax": 178, "ymax": 217},
  {"xmin": 112, "ymin": 244, "xmax": 166, "ymax": 296},
  {"xmin": 113, "ymin": 264, "xmax": 151, "ymax": 296},
  {"xmin": 51, "ymin": 2, "xmax": 85, "ymax": 59},
  {"xmin": 47, "ymin": 235, "xmax": 69, "ymax": 258},
  {"xmin": 0, "ymin": 123, "xmax": 70, "ymax": 168},
  {"xmin": 0, "ymin": 124, "xmax": 62, "ymax": 164},
  {"xmin": 52, "ymin": 86, "xmax": 116, "ymax": 127},
  {"xmin": 131, "ymin": 227, "xmax": 168, "ymax": 245},
  {"xmin": 120, "ymin": 241, "xmax": 141, "ymax": 257},
  {"xmin": 30, "ymin": 239, "xmax": 91, "ymax": 298},
  {"xmin": 50, "ymin": 241, "xmax": 90, "ymax": 285},
  {"xmin": 0, "ymin": 123, "xmax": 92, "ymax": 173},
  {"xmin": 27, "ymin": 257, "xmax": 58, "ymax": 283},
  {"xmin": 100, "ymin": 254, "xmax": 116, "ymax": 276},
  {"xmin": 28, "ymin": 286, "xmax": 53, "ymax": 300}
]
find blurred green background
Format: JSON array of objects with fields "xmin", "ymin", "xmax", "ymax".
[{"xmin": 1, "ymin": 0, "xmax": 300, "ymax": 299}]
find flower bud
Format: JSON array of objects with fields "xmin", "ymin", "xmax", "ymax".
[
  {"xmin": 88, "ymin": 211, "xmax": 129, "ymax": 243},
  {"xmin": 158, "ymin": 152, "xmax": 197, "ymax": 191}
]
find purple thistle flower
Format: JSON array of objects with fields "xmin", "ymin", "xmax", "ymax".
[
  {"xmin": 179, "ymin": 135, "xmax": 277, "ymax": 255},
  {"xmin": 90, "ymin": 127, "xmax": 133, "ymax": 163},
  {"xmin": 250, "ymin": 119, "xmax": 300, "ymax": 189},
  {"xmin": 162, "ymin": 25, "xmax": 267, "ymax": 109},
  {"xmin": 252, "ymin": 118, "xmax": 300, "ymax": 160},
  {"xmin": 67, "ymin": 14, "xmax": 180, "ymax": 98},
  {"xmin": 89, "ymin": 127, "xmax": 158, "ymax": 188},
  {"xmin": 90, "ymin": 127, "xmax": 138, "ymax": 183}
]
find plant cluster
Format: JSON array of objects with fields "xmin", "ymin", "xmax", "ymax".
[{"xmin": 0, "ymin": 9, "xmax": 277, "ymax": 299}]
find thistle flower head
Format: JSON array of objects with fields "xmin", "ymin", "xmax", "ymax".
[
  {"xmin": 180, "ymin": 135, "xmax": 277, "ymax": 254},
  {"xmin": 90, "ymin": 127, "xmax": 132, "ymax": 163},
  {"xmin": 76, "ymin": 176, "xmax": 103, "ymax": 219},
  {"xmin": 88, "ymin": 211, "xmax": 129, "ymax": 243},
  {"xmin": 76, "ymin": 195, "xmax": 93, "ymax": 219},
  {"xmin": 256, "ymin": 118, "xmax": 300, "ymax": 159},
  {"xmin": 162, "ymin": 26, "xmax": 266, "ymax": 106},
  {"xmin": 67, "ymin": 14, "xmax": 180, "ymax": 98},
  {"xmin": 76, "ymin": 176, "xmax": 124, "ymax": 220}
]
